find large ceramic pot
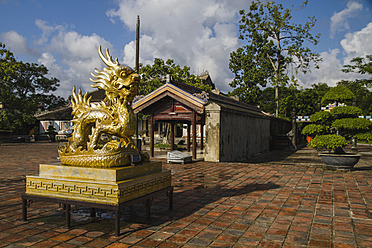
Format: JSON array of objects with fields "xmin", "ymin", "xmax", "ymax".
[{"xmin": 319, "ymin": 153, "xmax": 361, "ymax": 170}]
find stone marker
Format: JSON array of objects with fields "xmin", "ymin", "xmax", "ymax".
[{"xmin": 167, "ymin": 150, "xmax": 192, "ymax": 164}]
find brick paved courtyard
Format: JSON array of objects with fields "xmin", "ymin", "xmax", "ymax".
[{"xmin": 0, "ymin": 142, "xmax": 371, "ymax": 247}]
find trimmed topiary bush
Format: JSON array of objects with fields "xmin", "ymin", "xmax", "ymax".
[
  {"xmin": 308, "ymin": 134, "xmax": 348, "ymax": 152},
  {"xmin": 321, "ymin": 85, "xmax": 356, "ymax": 105},
  {"xmin": 301, "ymin": 124, "xmax": 327, "ymax": 136},
  {"xmin": 354, "ymin": 131, "xmax": 372, "ymax": 142},
  {"xmin": 332, "ymin": 118, "xmax": 372, "ymax": 131},
  {"xmin": 307, "ymin": 86, "xmax": 372, "ymax": 153},
  {"xmin": 309, "ymin": 111, "xmax": 333, "ymax": 125},
  {"xmin": 330, "ymin": 106, "xmax": 363, "ymax": 118}
]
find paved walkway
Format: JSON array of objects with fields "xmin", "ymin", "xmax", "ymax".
[{"xmin": 0, "ymin": 142, "xmax": 371, "ymax": 247}]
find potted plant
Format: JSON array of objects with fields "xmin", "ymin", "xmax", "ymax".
[{"xmin": 307, "ymin": 85, "xmax": 372, "ymax": 170}]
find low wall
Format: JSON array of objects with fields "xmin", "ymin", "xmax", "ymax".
[
  {"xmin": 269, "ymin": 117, "xmax": 292, "ymax": 150},
  {"xmin": 204, "ymin": 102, "xmax": 271, "ymax": 162}
]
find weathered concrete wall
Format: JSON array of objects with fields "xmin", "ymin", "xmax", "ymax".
[
  {"xmin": 204, "ymin": 102, "xmax": 271, "ymax": 162},
  {"xmin": 204, "ymin": 102, "xmax": 221, "ymax": 162}
]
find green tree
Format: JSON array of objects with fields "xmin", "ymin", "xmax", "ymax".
[
  {"xmin": 337, "ymin": 80, "xmax": 372, "ymax": 114},
  {"xmin": 339, "ymin": 55, "xmax": 372, "ymax": 114},
  {"xmin": 311, "ymin": 83, "xmax": 330, "ymax": 98},
  {"xmin": 258, "ymin": 86, "xmax": 298, "ymax": 116},
  {"xmin": 139, "ymin": 58, "xmax": 213, "ymax": 95},
  {"xmin": 0, "ymin": 43, "xmax": 67, "ymax": 134},
  {"xmin": 229, "ymin": 0, "xmax": 321, "ymax": 116},
  {"xmin": 278, "ymin": 85, "xmax": 298, "ymax": 118},
  {"xmin": 322, "ymin": 85, "xmax": 356, "ymax": 106},
  {"xmin": 258, "ymin": 85, "xmax": 320, "ymax": 118},
  {"xmin": 257, "ymin": 87, "xmax": 275, "ymax": 113},
  {"xmin": 342, "ymin": 55, "xmax": 372, "ymax": 82}
]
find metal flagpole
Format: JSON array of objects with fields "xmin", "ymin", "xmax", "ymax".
[{"xmin": 135, "ymin": 15, "xmax": 141, "ymax": 150}]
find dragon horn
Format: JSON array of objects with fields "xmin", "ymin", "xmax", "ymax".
[
  {"xmin": 72, "ymin": 86, "xmax": 77, "ymax": 104},
  {"xmin": 98, "ymin": 45, "xmax": 119, "ymax": 67},
  {"xmin": 106, "ymin": 47, "xmax": 119, "ymax": 65}
]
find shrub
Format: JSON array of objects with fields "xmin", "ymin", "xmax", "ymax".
[
  {"xmin": 354, "ymin": 131, "xmax": 372, "ymax": 142},
  {"xmin": 309, "ymin": 111, "xmax": 332, "ymax": 124},
  {"xmin": 301, "ymin": 124, "xmax": 327, "ymax": 136},
  {"xmin": 308, "ymin": 134, "xmax": 348, "ymax": 151},
  {"xmin": 331, "ymin": 106, "xmax": 363, "ymax": 118},
  {"xmin": 321, "ymin": 85, "xmax": 355, "ymax": 104},
  {"xmin": 332, "ymin": 118, "xmax": 372, "ymax": 131}
]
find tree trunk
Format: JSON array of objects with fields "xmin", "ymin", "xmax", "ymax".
[
  {"xmin": 274, "ymin": 69, "xmax": 279, "ymax": 117},
  {"xmin": 275, "ymin": 83, "xmax": 279, "ymax": 117}
]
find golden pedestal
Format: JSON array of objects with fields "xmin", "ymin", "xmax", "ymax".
[
  {"xmin": 26, "ymin": 162, "xmax": 171, "ymax": 205},
  {"xmin": 23, "ymin": 162, "xmax": 173, "ymax": 235}
]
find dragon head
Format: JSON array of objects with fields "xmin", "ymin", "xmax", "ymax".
[{"xmin": 90, "ymin": 46, "xmax": 140, "ymax": 102}]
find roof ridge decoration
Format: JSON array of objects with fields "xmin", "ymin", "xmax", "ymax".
[{"xmin": 193, "ymin": 91, "xmax": 209, "ymax": 101}]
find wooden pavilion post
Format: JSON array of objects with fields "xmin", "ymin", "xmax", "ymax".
[
  {"xmin": 170, "ymin": 122, "xmax": 175, "ymax": 151},
  {"xmin": 200, "ymin": 124, "xmax": 204, "ymax": 150},
  {"xmin": 150, "ymin": 114, "xmax": 154, "ymax": 157},
  {"xmin": 187, "ymin": 123, "xmax": 190, "ymax": 152},
  {"xmin": 192, "ymin": 111, "xmax": 197, "ymax": 159}
]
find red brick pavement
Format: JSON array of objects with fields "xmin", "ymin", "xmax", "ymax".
[{"xmin": 0, "ymin": 142, "xmax": 371, "ymax": 247}]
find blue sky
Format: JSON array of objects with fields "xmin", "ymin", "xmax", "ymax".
[{"xmin": 1, "ymin": 0, "xmax": 371, "ymax": 98}]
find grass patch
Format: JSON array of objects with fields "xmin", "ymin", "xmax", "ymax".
[{"xmin": 154, "ymin": 143, "xmax": 183, "ymax": 149}]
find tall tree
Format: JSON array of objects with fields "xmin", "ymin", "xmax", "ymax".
[
  {"xmin": 139, "ymin": 58, "xmax": 213, "ymax": 95},
  {"xmin": 0, "ymin": 43, "xmax": 67, "ymax": 134},
  {"xmin": 258, "ymin": 83, "xmax": 329, "ymax": 118},
  {"xmin": 311, "ymin": 82, "xmax": 331, "ymax": 100},
  {"xmin": 229, "ymin": 0, "xmax": 321, "ymax": 116}
]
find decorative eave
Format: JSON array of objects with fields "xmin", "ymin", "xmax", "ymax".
[
  {"xmin": 170, "ymin": 81, "xmax": 262, "ymax": 114},
  {"xmin": 35, "ymin": 106, "xmax": 72, "ymax": 121},
  {"xmin": 133, "ymin": 83, "xmax": 207, "ymax": 114}
]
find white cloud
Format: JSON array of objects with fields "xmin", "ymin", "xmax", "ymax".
[
  {"xmin": 34, "ymin": 20, "xmax": 113, "ymax": 98},
  {"xmin": 34, "ymin": 19, "xmax": 59, "ymax": 46},
  {"xmin": 330, "ymin": 1, "xmax": 363, "ymax": 38},
  {"xmin": 297, "ymin": 49, "xmax": 344, "ymax": 88},
  {"xmin": 0, "ymin": 20, "xmax": 115, "ymax": 98},
  {"xmin": 297, "ymin": 22, "xmax": 372, "ymax": 88},
  {"xmin": 341, "ymin": 22, "xmax": 372, "ymax": 63},
  {"xmin": 107, "ymin": 0, "xmax": 248, "ymax": 92},
  {"xmin": 0, "ymin": 30, "xmax": 39, "ymax": 57}
]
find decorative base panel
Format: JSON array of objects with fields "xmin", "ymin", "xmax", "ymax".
[{"xmin": 26, "ymin": 162, "xmax": 171, "ymax": 205}]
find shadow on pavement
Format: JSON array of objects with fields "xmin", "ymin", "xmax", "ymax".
[{"xmin": 21, "ymin": 180, "xmax": 281, "ymax": 236}]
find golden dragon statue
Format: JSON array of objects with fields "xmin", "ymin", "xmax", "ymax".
[{"xmin": 58, "ymin": 46, "xmax": 148, "ymax": 167}]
